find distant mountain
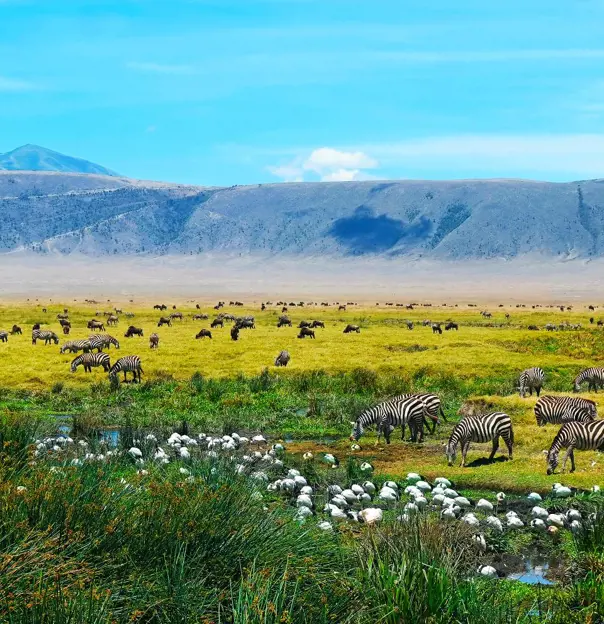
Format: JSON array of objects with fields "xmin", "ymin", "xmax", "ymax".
[
  {"xmin": 2, "ymin": 171, "xmax": 604, "ymax": 260},
  {"xmin": 0, "ymin": 144, "xmax": 118, "ymax": 176}
]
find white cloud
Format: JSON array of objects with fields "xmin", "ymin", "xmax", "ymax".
[
  {"xmin": 269, "ymin": 147, "xmax": 378, "ymax": 182},
  {"xmin": 126, "ymin": 62, "xmax": 195, "ymax": 75},
  {"xmin": 0, "ymin": 76, "xmax": 37, "ymax": 92}
]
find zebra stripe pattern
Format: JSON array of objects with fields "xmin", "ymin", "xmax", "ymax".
[
  {"xmin": 573, "ymin": 367, "xmax": 604, "ymax": 392},
  {"xmin": 547, "ymin": 420, "xmax": 604, "ymax": 474},
  {"xmin": 109, "ymin": 355, "xmax": 143, "ymax": 383},
  {"xmin": 392, "ymin": 392, "xmax": 446, "ymax": 436},
  {"xmin": 89, "ymin": 334, "xmax": 121, "ymax": 351},
  {"xmin": 60, "ymin": 339, "xmax": 92, "ymax": 354},
  {"xmin": 446, "ymin": 412, "xmax": 514, "ymax": 467},
  {"xmin": 71, "ymin": 352, "xmax": 111, "ymax": 373},
  {"xmin": 32, "ymin": 330, "xmax": 59, "ymax": 345},
  {"xmin": 519, "ymin": 367, "xmax": 545, "ymax": 398},
  {"xmin": 350, "ymin": 396, "xmax": 426, "ymax": 444},
  {"xmin": 534, "ymin": 395, "xmax": 597, "ymax": 427}
]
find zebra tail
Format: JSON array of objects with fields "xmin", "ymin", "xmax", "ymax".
[{"xmin": 510, "ymin": 426, "xmax": 514, "ymax": 444}]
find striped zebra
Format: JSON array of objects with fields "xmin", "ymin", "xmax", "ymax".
[
  {"xmin": 446, "ymin": 412, "xmax": 514, "ymax": 467},
  {"xmin": 89, "ymin": 334, "xmax": 120, "ymax": 352},
  {"xmin": 547, "ymin": 420, "xmax": 604, "ymax": 474},
  {"xmin": 534, "ymin": 396, "xmax": 597, "ymax": 427},
  {"xmin": 573, "ymin": 368, "xmax": 604, "ymax": 393},
  {"xmin": 350, "ymin": 396, "xmax": 427, "ymax": 444},
  {"xmin": 60, "ymin": 339, "xmax": 92, "ymax": 354},
  {"xmin": 109, "ymin": 356, "xmax": 143, "ymax": 383},
  {"xmin": 518, "ymin": 367, "xmax": 545, "ymax": 398},
  {"xmin": 32, "ymin": 330, "xmax": 59, "ymax": 345},
  {"xmin": 71, "ymin": 352, "xmax": 111, "ymax": 373},
  {"xmin": 391, "ymin": 392, "xmax": 446, "ymax": 437}
]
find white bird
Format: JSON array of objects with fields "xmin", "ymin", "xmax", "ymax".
[
  {"xmin": 473, "ymin": 534, "xmax": 487, "ymax": 551},
  {"xmin": 406, "ymin": 473, "xmax": 421, "ymax": 484},
  {"xmin": 444, "ymin": 488, "xmax": 459, "ymax": 498},
  {"xmin": 442, "ymin": 497, "xmax": 456, "ymax": 508},
  {"xmin": 476, "ymin": 499, "xmax": 494, "ymax": 512},
  {"xmin": 328, "ymin": 484, "xmax": 342, "ymax": 496},
  {"xmin": 179, "ymin": 447, "xmax": 190, "ymax": 460},
  {"xmin": 570, "ymin": 520, "xmax": 582, "ymax": 533},
  {"xmin": 547, "ymin": 514, "xmax": 565, "ymax": 528},
  {"xmin": 179, "ymin": 467, "xmax": 190, "ymax": 475},
  {"xmin": 341, "ymin": 489, "xmax": 358, "ymax": 505},
  {"xmin": 318, "ymin": 521, "xmax": 333, "ymax": 531},
  {"xmin": 358, "ymin": 508, "xmax": 383, "ymax": 525},
  {"xmin": 303, "ymin": 452, "xmax": 314, "ymax": 461},
  {"xmin": 378, "ymin": 488, "xmax": 398, "ymax": 503},
  {"xmin": 434, "ymin": 477, "xmax": 452, "ymax": 487},
  {"xmin": 272, "ymin": 443, "xmax": 285, "ymax": 453},
  {"xmin": 294, "ymin": 475, "xmax": 308, "ymax": 488},
  {"xmin": 462, "ymin": 513, "xmax": 480, "ymax": 527},
  {"xmin": 296, "ymin": 506, "xmax": 313, "ymax": 520},
  {"xmin": 404, "ymin": 502, "xmax": 419, "ymax": 514},
  {"xmin": 300, "ymin": 485, "xmax": 313, "ymax": 496},
  {"xmin": 330, "ymin": 507, "xmax": 348, "ymax": 521},
  {"xmin": 531, "ymin": 506, "xmax": 549, "ymax": 520},
  {"xmin": 359, "ymin": 493, "xmax": 372, "ymax": 504},
  {"xmin": 296, "ymin": 494, "xmax": 313, "ymax": 509},
  {"xmin": 553, "ymin": 486, "xmax": 572, "ymax": 498},
  {"xmin": 267, "ymin": 481, "xmax": 280, "ymax": 492},
  {"xmin": 415, "ymin": 481, "xmax": 432, "ymax": 493},
  {"xmin": 531, "ymin": 519, "xmax": 547, "ymax": 531},
  {"xmin": 405, "ymin": 485, "xmax": 422, "ymax": 497},
  {"xmin": 455, "ymin": 496, "xmax": 472, "ymax": 509},
  {"xmin": 507, "ymin": 516, "xmax": 524, "ymax": 529},
  {"xmin": 323, "ymin": 453, "xmax": 338, "ymax": 466},
  {"xmin": 252, "ymin": 435, "xmax": 267, "ymax": 445},
  {"xmin": 441, "ymin": 508, "xmax": 457, "ymax": 521},
  {"xmin": 351, "ymin": 484, "xmax": 365, "ymax": 496},
  {"xmin": 527, "ymin": 492, "xmax": 542, "ymax": 503},
  {"xmin": 592, "ymin": 485, "xmax": 601, "ymax": 492},
  {"xmin": 432, "ymin": 494, "xmax": 446, "ymax": 506},
  {"xmin": 486, "ymin": 516, "xmax": 503, "ymax": 532},
  {"xmin": 251, "ymin": 471, "xmax": 268, "ymax": 482},
  {"xmin": 414, "ymin": 496, "xmax": 428, "ymax": 509},
  {"xmin": 496, "ymin": 492, "xmax": 506, "ymax": 503},
  {"xmin": 330, "ymin": 495, "xmax": 349, "ymax": 509},
  {"xmin": 567, "ymin": 509, "xmax": 582, "ymax": 522},
  {"xmin": 128, "ymin": 447, "xmax": 143, "ymax": 459},
  {"xmin": 350, "ymin": 444, "xmax": 361, "ymax": 451},
  {"xmin": 16, "ymin": 485, "xmax": 27, "ymax": 493},
  {"xmin": 280, "ymin": 478, "xmax": 296, "ymax": 493},
  {"xmin": 478, "ymin": 565, "xmax": 498, "ymax": 579},
  {"xmin": 360, "ymin": 462, "xmax": 373, "ymax": 472},
  {"xmin": 287, "ymin": 469, "xmax": 301, "ymax": 478},
  {"xmin": 384, "ymin": 481, "xmax": 399, "ymax": 491}
]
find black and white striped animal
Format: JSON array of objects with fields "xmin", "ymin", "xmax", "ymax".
[
  {"xmin": 391, "ymin": 392, "xmax": 446, "ymax": 436},
  {"xmin": 534, "ymin": 396, "xmax": 597, "ymax": 427},
  {"xmin": 70, "ymin": 352, "xmax": 111, "ymax": 373},
  {"xmin": 350, "ymin": 396, "xmax": 427, "ymax": 444},
  {"xmin": 60, "ymin": 339, "xmax": 92, "ymax": 354},
  {"xmin": 32, "ymin": 330, "xmax": 59, "ymax": 345},
  {"xmin": 89, "ymin": 334, "xmax": 120, "ymax": 351},
  {"xmin": 547, "ymin": 420, "xmax": 604, "ymax": 474},
  {"xmin": 446, "ymin": 412, "xmax": 514, "ymax": 467},
  {"xmin": 108, "ymin": 356, "xmax": 143, "ymax": 383},
  {"xmin": 519, "ymin": 367, "xmax": 545, "ymax": 397},
  {"xmin": 573, "ymin": 367, "xmax": 604, "ymax": 393}
]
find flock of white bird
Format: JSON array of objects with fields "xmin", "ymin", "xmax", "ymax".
[{"xmin": 27, "ymin": 428, "xmax": 602, "ymax": 581}]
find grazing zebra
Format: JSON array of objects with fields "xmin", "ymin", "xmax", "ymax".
[
  {"xmin": 274, "ymin": 350, "xmax": 290, "ymax": 367},
  {"xmin": 446, "ymin": 412, "xmax": 514, "ymax": 467},
  {"xmin": 519, "ymin": 367, "xmax": 545, "ymax": 397},
  {"xmin": 534, "ymin": 396, "xmax": 597, "ymax": 426},
  {"xmin": 391, "ymin": 392, "xmax": 446, "ymax": 436},
  {"xmin": 32, "ymin": 330, "xmax": 59, "ymax": 345},
  {"xmin": 547, "ymin": 420, "xmax": 604, "ymax": 474},
  {"xmin": 573, "ymin": 367, "xmax": 604, "ymax": 392},
  {"xmin": 350, "ymin": 396, "xmax": 427, "ymax": 444},
  {"xmin": 149, "ymin": 333, "xmax": 159, "ymax": 349},
  {"xmin": 60, "ymin": 339, "xmax": 92, "ymax": 354},
  {"xmin": 0, "ymin": 331, "xmax": 8, "ymax": 343},
  {"xmin": 89, "ymin": 334, "xmax": 120, "ymax": 351},
  {"xmin": 108, "ymin": 356, "xmax": 143, "ymax": 383},
  {"xmin": 71, "ymin": 352, "xmax": 111, "ymax": 373}
]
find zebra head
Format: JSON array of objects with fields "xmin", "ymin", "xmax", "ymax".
[
  {"xmin": 350, "ymin": 420, "xmax": 363, "ymax": 441},
  {"xmin": 546, "ymin": 449, "xmax": 558, "ymax": 475},
  {"xmin": 70, "ymin": 360, "xmax": 79, "ymax": 373},
  {"xmin": 573, "ymin": 377, "xmax": 581, "ymax": 392}
]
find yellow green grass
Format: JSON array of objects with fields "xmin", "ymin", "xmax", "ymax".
[{"xmin": 1, "ymin": 301, "xmax": 603, "ymax": 491}]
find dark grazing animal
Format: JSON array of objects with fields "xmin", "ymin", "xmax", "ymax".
[
  {"xmin": 445, "ymin": 322, "xmax": 458, "ymax": 331},
  {"xmin": 10, "ymin": 325, "xmax": 22, "ymax": 335},
  {"xmin": 59, "ymin": 319, "xmax": 71, "ymax": 329},
  {"xmin": 277, "ymin": 316, "xmax": 292, "ymax": 328},
  {"xmin": 519, "ymin": 367, "xmax": 545, "ymax": 397},
  {"xmin": 547, "ymin": 420, "xmax": 604, "ymax": 474},
  {"xmin": 124, "ymin": 326, "xmax": 144, "ymax": 338},
  {"xmin": 343, "ymin": 324, "xmax": 360, "ymax": 334},
  {"xmin": 298, "ymin": 327, "xmax": 315, "ymax": 339},
  {"xmin": 211, "ymin": 318, "xmax": 224, "ymax": 328},
  {"xmin": 109, "ymin": 355, "xmax": 143, "ymax": 383},
  {"xmin": 87, "ymin": 319, "xmax": 105, "ymax": 332},
  {"xmin": 157, "ymin": 317, "xmax": 172, "ymax": 327},
  {"xmin": 298, "ymin": 320, "xmax": 311, "ymax": 329},
  {"xmin": 231, "ymin": 326, "xmax": 240, "ymax": 341},
  {"xmin": 71, "ymin": 352, "xmax": 111, "ymax": 373},
  {"xmin": 235, "ymin": 318, "xmax": 255, "ymax": 330},
  {"xmin": 63, "ymin": 326, "xmax": 71, "ymax": 335},
  {"xmin": 154, "ymin": 304, "xmax": 167, "ymax": 311},
  {"xmin": 0, "ymin": 331, "xmax": 8, "ymax": 343},
  {"xmin": 195, "ymin": 329, "xmax": 212, "ymax": 339},
  {"xmin": 432, "ymin": 323, "xmax": 442, "ymax": 334},
  {"xmin": 446, "ymin": 412, "xmax": 514, "ymax": 467},
  {"xmin": 32, "ymin": 323, "xmax": 41, "ymax": 331},
  {"xmin": 274, "ymin": 350, "xmax": 290, "ymax": 367},
  {"xmin": 107, "ymin": 315, "xmax": 119, "ymax": 326},
  {"xmin": 534, "ymin": 396, "xmax": 596, "ymax": 427},
  {"xmin": 192, "ymin": 314, "xmax": 209, "ymax": 320},
  {"xmin": 149, "ymin": 333, "xmax": 159, "ymax": 349},
  {"xmin": 170, "ymin": 312, "xmax": 183, "ymax": 321},
  {"xmin": 310, "ymin": 320, "xmax": 325, "ymax": 328}
]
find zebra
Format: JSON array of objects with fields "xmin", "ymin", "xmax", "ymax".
[
  {"xmin": 0, "ymin": 331, "xmax": 8, "ymax": 343},
  {"xmin": 391, "ymin": 392, "xmax": 447, "ymax": 437},
  {"xmin": 89, "ymin": 334, "xmax": 120, "ymax": 351},
  {"xmin": 60, "ymin": 339, "xmax": 92, "ymax": 354},
  {"xmin": 108, "ymin": 356, "xmax": 143, "ymax": 383},
  {"xmin": 534, "ymin": 396, "xmax": 597, "ymax": 427},
  {"xmin": 446, "ymin": 412, "xmax": 514, "ymax": 467},
  {"xmin": 573, "ymin": 368, "xmax": 604, "ymax": 392},
  {"xmin": 71, "ymin": 352, "xmax": 111, "ymax": 373},
  {"xmin": 519, "ymin": 367, "xmax": 545, "ymax": 397},
  {"xmin": 32, "ymin": 330, "xmax": 59, "ymax": 345},
  {"xmin": 547, "ymin": 420, "xmax": 604, "ymax": 474},
  {"xmin": 350, "ymin": 396, "xmax": 427, "ymax": 444}
]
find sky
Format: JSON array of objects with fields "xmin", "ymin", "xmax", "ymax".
[{"xmin": 2, "ymin": 0, "xmax": 604, "ymax": 185}]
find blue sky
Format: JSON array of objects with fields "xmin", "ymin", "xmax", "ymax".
[{"xmin": 2, "ymin": 0, "xmax": 604, "ymax": 185}]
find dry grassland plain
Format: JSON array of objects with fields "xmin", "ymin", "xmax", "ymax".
[{"xmin": 1, "ymin": 300, "xmax": 604, "ymax": 491}]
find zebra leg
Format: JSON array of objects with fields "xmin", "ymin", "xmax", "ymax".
[
  {"xmin": 562, "ymin": 445, "xmax": 575, "ymax": 472},
  {"xmin": 504, "ymin": 434, "xmax": 513, "ymax": 460},
  {"xmin": 536, "ymin": 386, "xmax": 541, "ymax": 397},
  {"xmin": 461, "ymin": 441, "xmax": 471, "ymax": 467},
  {"xmin": 123, "ymin": 371, "xmax": 128, "ymax": 383},
  {"xmin": 400, "ymin": 422, "xmax": 406, "ymax": 440},
  {"xmin": 489, "ymin": 436, "xmax": 500, "ymax": 460}
]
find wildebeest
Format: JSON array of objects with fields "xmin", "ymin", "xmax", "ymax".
[
  {"xmin": 261, "ymin": 303, "xmax": 266, "ymax": 311},
  {"xmin": 231, "ymin": 326, "xmax": 240, "ymax": 341},
  {"xmin": 528, "ymin": 325, "xmax": 539, "ymax": 331},
  {"xmin": 154, "ymin": 304, "xmax": 167, "ymax": 311},
  {"xmin": 193, "ymin": 314, "xmax": 209, "ymax": 320},
  {"xmin": 0, "ymin": 331, "xmax": 8, "ymax": 343},
  {"xmin": 196, "ymin": 304, "xmax": 201, "ymax": 310},
  {"xmin": 63, "ymin": 326, "xmax": 71, "ymax": 335},
  {"xmin": 310, "ymin": 320, "xmax": 325, "ymax": 328},
  {"xmin": 338, "ymin": 305, "xmax": 347, "ymax": 311},
  {"xmin": 432, "ymin": 323, "xmax": 442, "ymax": 334},
  {"xmin": 157, "ymin": 317, "xmax": 172, "ymax": 327},
  {"xmin": 343, "ymin": 324, "xmax": 360, "ymax": 334},
  {"xmin": 277, "ymin": 316, "xmax": 292, "ymax": 328},
  {"xmin": 32, "ymin": 323, "xmax": 41, "ymax": 331},
  {"xmin": 10, "ymin": 325, "xmax": 22, "ymax": 335},
  {"xmin": 57, "ymin": 313, "xmax": 69, "ymax": 320},
  {"xmin": 298, "ymin": 327, "xmax": 315, "ymax": 339},
  {"xmin": 405, "ymin": 320, "xmax": 414, "ymax": 330},
  {"xmin": 88, "ymin": 319, "xmax": 105, "ymax": 331},
  {"xmin": 298, "ymin": 320, "xmax": 311, "ymax": 329},
  {"xmin": 124, "ymin": 326, "xmax": 144, "ymax": 338},
  {"xmin": 107, "ymin": 315, "xmax": 119, "ymax": 326},
  {"xmin": 59, "ymin": 319, "xmax": 71, "ymax": 329},
  {"xmin": 149, "ymin": 333, "xmax": 159, "ymax": 349},
  {"xmin": 211, "ymin": 318, "xmax": 224, "ymax": 328},
  {"xmin": 195, "ymin": 329, "xmax": 212, "ymax": 339},
  {"xmin": 445, "ymin": 322, "xmax": 458, "ymax": 331},
  {"xmin": 274, "ymin": 350, "xmax": 290, "ymax": 367},
  {"xmin": 235, "ymin": 317, "xmax": 255, "ymax": 329},
  {"xmin": 170, "ymin": 312, "xmax": 183, "ymax": 321}
]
